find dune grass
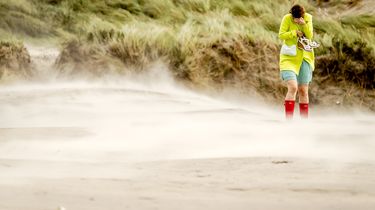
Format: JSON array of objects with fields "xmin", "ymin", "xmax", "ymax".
[
  {"xmin": 1, "ymin": 0, "xmax": 375, "ymax": 109},
  {"xmin": 0, "ymin": 40, "xmax": 31, "ymax": 81}
]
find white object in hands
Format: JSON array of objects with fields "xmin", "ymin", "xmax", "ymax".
[
  {"xmin": 298, "ymin": 37, "xmax": 313, "ymax": 52},
  {"xmin": 309, "ymin": 40, "xmax": 320, "ymax": 48},
  {"xmin": 298, "ymin": 36, "xmax": 320, "ymax": 52}
]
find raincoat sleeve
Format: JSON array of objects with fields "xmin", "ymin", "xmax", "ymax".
[
  {"xmin": 278, "ymin": 15, "xmax": 297, "ymax": 41},
  {"xmin": 302, "ymin": 14, "xmax": 313, "ymax": 39}
]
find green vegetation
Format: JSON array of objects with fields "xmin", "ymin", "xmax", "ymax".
[{"xmin": 0, "ymin": 0, "xmax": 374, "ymax": 110}]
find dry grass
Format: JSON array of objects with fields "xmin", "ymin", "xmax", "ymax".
[
  {"xmin": 0, "ymin": 41, "xmax": 32, "ymax": 81},
  {"xmin": 0, "ymin": 0, "xmax": 374, "ymax": 110},
  {"xmin": 183, "ymin": 37, "xmax": 281, "ymax": 92},
  {"xmin": 55, "ymin": 39, "xmax": 125, "ymax": 78}
]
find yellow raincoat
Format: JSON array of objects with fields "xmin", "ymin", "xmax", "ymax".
[{"xmin": 279, "ymin": 13, "xmax": 315, "ymax": 74}]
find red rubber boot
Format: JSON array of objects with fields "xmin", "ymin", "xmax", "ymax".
[
  {"xmin": 299, "ymin": 103, "xmax": 309, "ymax": 119},
  {"xmin": 284, "ymin": 100, "xmax": 295, "ymax": 119}
]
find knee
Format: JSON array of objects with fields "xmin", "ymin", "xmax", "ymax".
[
  {"xmin": 298, "ymin": 87, "xmax": 309, "ymax": 97},
  {"xmin": 288, "ymin": 85, "xmax": 298, "ymax": 94}
]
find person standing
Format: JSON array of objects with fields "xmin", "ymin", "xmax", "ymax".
[{"xmin": 279, "ymin": 4, "xmax": 315, "ymax": 119}]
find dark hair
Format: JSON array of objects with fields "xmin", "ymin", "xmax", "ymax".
[{"xmin": 290, "ymin": 4, "xmax": 305, "ymax": 18}]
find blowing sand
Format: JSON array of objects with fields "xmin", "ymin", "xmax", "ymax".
[{"xmin": 0, "ymin": 79, "xmax": 375, "ymax": 210}]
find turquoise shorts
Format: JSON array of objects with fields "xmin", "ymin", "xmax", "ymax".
[{"xmin": 280, "ymin": 60, "xmax": 312, "ymax": 84}]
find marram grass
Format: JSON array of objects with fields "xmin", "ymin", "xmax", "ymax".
[{"xmin": 1, "ymin": 0, "xmax": 375, "ymax": 110}]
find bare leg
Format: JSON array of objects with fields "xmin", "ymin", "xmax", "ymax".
[
  {"xmin": 284, "ymin": 80, "xmax": 298, "ymax": 119},
  {"xmin": 285, "ymin": 80, "xmax": 298, "ymax": 101},
  {"xmin": 298, "ymin": 84, "xmax": 309, "ymax": 103}
]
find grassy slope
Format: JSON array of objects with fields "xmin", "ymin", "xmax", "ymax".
[{"xmin": 0, "ymin": 0, "xmax": 375, "ymax": 109}]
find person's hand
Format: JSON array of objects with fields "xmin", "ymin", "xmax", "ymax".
[
  {"xmin": 294, "ymin": 18, "xmax": 305, "ymax": 25},
  {"xmin": 296, "ymin": 30, "xmax": 304, "ymax": 37}
]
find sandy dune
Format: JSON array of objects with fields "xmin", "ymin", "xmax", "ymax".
[{"xmin": 0, "ymin": 80, "xmax": 375, "ymax": 210}]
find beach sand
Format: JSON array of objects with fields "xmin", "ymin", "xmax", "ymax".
[
  {"xmin": 0, "ymin": 82, "xmax": 374, "ymax": 210},
  {"xmin": 0, "ymin": 157, "xmax": 375, "ymax": 210}
]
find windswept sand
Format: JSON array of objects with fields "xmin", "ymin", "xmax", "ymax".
[
  {"xmin": 0, "ymin": 79, "xmax": 375, "ymax": 210},
  {"xmin": 0, "ymin": 157, "xmax": 374, "ymax": 210}
]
